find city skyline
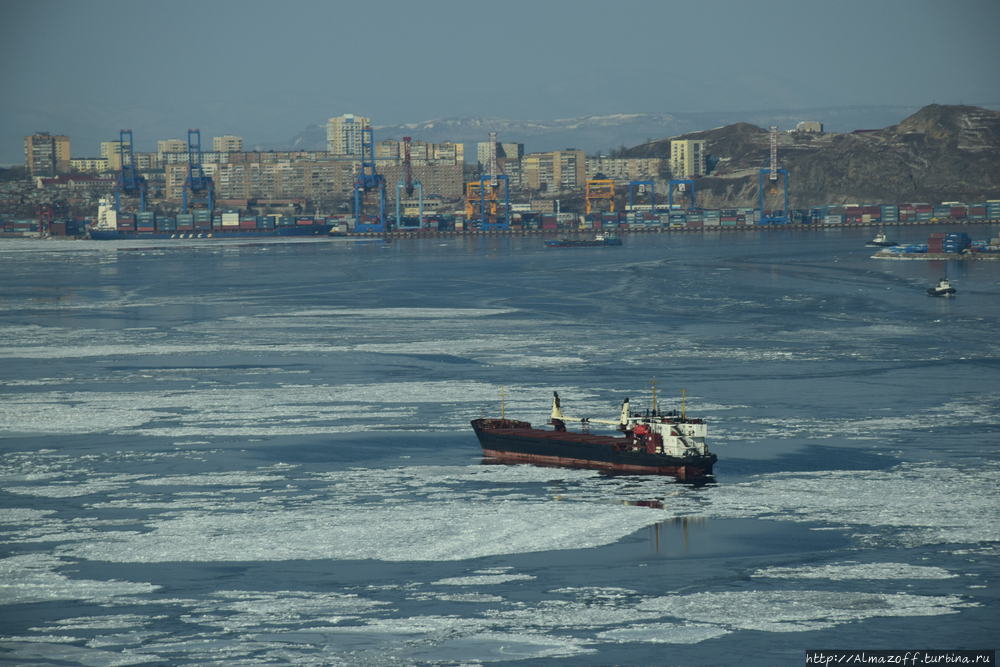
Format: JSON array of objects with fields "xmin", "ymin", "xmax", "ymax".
[{"xmin": 3, "ymin": 0, "xmax": 999, "ymax": 165}]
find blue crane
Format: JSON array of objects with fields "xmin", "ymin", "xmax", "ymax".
[
  {"xmin": 183, "ymin": 129, "xmax": 214, "ymax": 213},
  {"xmin": 353, "ymin": 126, "xmax": 387, "ymax": 233},
  {"xmin": 114, "ymin": 129, "xmax": 147, "ymax": 213}
]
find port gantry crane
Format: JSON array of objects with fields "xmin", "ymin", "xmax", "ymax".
[
  {"xmin": 354, "ymin": 124, "xmax": 388, "ymax": 233},
  {"xmin": 114, "ymin": 129, "xmax": 148, "ymax": 213},
  {"xmin": 758, "ymin": 125, "xmax": 789, "ymax": 223},
  {"xmin": 465, "ymin": 131, "xmax": 510, "ymax": 230},
  {"xmin": 626, "ymin": 179, "xmax": 657, "ymax": 217},
  {"xmin": 668, "ymin": 178, "xmax": 697, "ymax": 209},
  {"xmin": 585, "ymin": 177, "xmax": 616, "ymax": 215},
  {"xmin": 183, "ymin": 129, "xmax": 215, "ymax": 213},
  {"xmin": 395, "ymin": 136, "xmax": 424, "ymax": 229}
]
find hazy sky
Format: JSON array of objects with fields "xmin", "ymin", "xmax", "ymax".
[{"xmin": 2, "ymin": 0, "xmax": 998, "ymax": 162}]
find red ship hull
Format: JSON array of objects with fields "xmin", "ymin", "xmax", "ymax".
[{"xmin": 472, "ymin": 419, "xmax": 716, "ymax": 481}]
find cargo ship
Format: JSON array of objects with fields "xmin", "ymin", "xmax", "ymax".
[
  {"xmin": 88, "ymin": 198, "xmax": 338, "ymax": 240},
  {"xmin": 544, "ymin": 233, "xmax": 622, "ymax": 248},
  {"xmin": 471, "ymin": 390, "xmax": 717, "ymax": 480}
]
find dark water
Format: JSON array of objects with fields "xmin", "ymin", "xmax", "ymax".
[{"xmin": 0, "ymin": 227, "xmax": 997, "ymax": 665}]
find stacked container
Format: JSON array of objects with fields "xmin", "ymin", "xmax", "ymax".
[
  {"xmin": 176, "ymin": 213, "xmax": 194, "ymax": 230},
  {"xmin": 136, "ymin": 211, "xmax": 155, "ymax": 231}
]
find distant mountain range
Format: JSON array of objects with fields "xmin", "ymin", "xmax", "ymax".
[{"xmin": 283, "ymin": 105, "xmax": 997, "ymax": 156}]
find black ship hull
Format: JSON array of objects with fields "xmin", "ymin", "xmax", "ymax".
[{"xmin": 471, "ymin": 419, "xmax": 716, "ymax": 480}]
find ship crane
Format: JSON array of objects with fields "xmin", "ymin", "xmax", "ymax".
[
  {"xmin": 395, "ymin": 136, "xmax": 424, "ymax": 229},
  {"xmin": 758, "ymin": 125, "xmax": 789, "ymax": 224},
  {"xmin": 354, "ymin": 124, "xmax": 387, "ymax": 233},
  {"xmin": 183, "ymin": 129, "xmax": 215, "ymax": 213},
  {"xmin": 115, "ymin": 129, "xmax": 148, "ymax": 213}
]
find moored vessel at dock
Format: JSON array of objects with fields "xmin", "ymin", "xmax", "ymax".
[
  {"xmin": 471, "ymin": 390, "xmax": 716, "ymax": 481},
  {"xmin": 544, "ymin": 233, "xmax": 622, "ymax": 248}
]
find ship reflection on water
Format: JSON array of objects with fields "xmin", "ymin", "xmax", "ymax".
[
  {"xmin": 648, "ymin": 516, "xmax": 707, "ymax": 555},
  {"xmin": 478, "ymin": 457, "xmax": 718, "ymax": 487}
]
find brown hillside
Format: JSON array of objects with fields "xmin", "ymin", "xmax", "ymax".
[{"xmin": 624, "ymin": 105, "xmax": 1000, "ymax": 208}]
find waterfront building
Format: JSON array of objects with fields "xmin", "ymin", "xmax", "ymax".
[
  {"xmin": 157, "ymin": 139, "xmax": 188, "ymax": 161},
  {"xmin": 521, "ymin": 150, "xmax": 585, "ymax": 193},
  {"xmin": 585, "ymin": 157, "xmax": 666, "ymax": 184},
  {"xmin": 476, "ymin": 141, "xmax": 524, "ymax": 168},
  {"xmin": 70, "ymin": 157, "xmax": 110, "ymax": 173},
  {"xmin": 326, "ymin": 114, "xmax": 371, "ymax": 156},
  {"xmin": 670, "ymin": 139, "xmax": 706, "ymax": 178},
  {"xmin": 25, "ymin": 133, "xmax": 71, "ymax": 177},
  {"xmin": 212, "ymin": 135, "xmax": 244, "ymax": 153}
]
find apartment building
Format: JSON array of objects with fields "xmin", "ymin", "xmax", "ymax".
[
  {"xmin": 212, "ymin": 135, "xmax": 244, "ymax": 153},
  {"xmin": 521, "ymin": 150, "xmax": 585, "ymax": 192},
  {"xmin": 326, "ymin": 114, "xmax": 371, "ymax": 156},
  {"xmin": 585, "ymin": 157, "xmax": 666, "ymax": 184},
  {"xmin": 24, "ymin": 133, "xmax": 71, "ymax": 176},
  {"xmin": 669, "ymin": 139, "xmax": 706, "ymax": 178}
]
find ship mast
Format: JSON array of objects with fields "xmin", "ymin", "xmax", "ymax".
[{"xmin": 650, "ymin": 378, "xmax": 658, "ymax": 415}]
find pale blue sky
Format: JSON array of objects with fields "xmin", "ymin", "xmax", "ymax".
[{"xmin": 2, "ymin": 0, "xmax": 998, "ymax": 163}]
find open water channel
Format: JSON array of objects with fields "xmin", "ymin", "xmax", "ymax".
[{"xmin": 0, "ymin": 226, "xmax": 997, "ymax": 665}]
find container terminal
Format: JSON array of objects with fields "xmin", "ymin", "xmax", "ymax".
[{"xmin": 5, "ymin": 123, "xmax": 1000, "ymax": 240}]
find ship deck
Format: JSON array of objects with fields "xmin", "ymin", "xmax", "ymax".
[{"xmin": 487, "ymin": 427, "xmax": 624, "ymax": 447}]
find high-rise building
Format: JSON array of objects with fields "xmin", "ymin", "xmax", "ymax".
[
  {"xmin": 157, "ymin": 139, "xmax": 188, "ymax": 161},
  {"xmin": 669, "ymin": 139, "xmax": 706, "ymax": 178},
  {"xmin": 212, "ymin": 135, "xmax": 244, "ymax": 153},
  {"xmin": 100, "ymin": 141, "xmax": 125, "ymax": 172},
  {"xmin": 326, "ymin": 114, "xmax": 371, "ymax": 156},
  {"xmin": 24, "ymin": 133, "xmax": 71, "ymax": 176},
  {"xmin": 521, "ymin": 150, "xmax": 585, "ymax": 192},
  {"xmin": 476, "ymin": 141, "xmax": 524, "ymax": 167}
]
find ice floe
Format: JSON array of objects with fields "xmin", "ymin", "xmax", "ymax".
[
  {"xmin": 0, "ymin": 554, "xmax": 160, "ymax": 604},
  {"xmin": 752, "ymin": 561, "xmax": 959, "ymax": 580}
]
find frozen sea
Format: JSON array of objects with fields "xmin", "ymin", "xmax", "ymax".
[{"xmin": 0, "ymin": 227, "xmax": 997, "ymax": 666}]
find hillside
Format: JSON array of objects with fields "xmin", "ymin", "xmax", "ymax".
[
  {"xmin": 625, "ymin": 104, "xmax": 1000, "ymax": 208},
  {"xmin": 285, "ymin": 106, "xmax": 937, "ymax": 157}
]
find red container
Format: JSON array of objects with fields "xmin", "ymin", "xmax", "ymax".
[
  {"xmin": 686, "ymin": 221, "xmax": 704, "ymax": 228},
  {"xmin": 239, "ymin": 220, "xmax": 257, "ymax": 229},
  {"xmin": 846, "ymin": 206, "xmax": 862, "ymax": 215},
  {"xmin": 916, "ymin": 205, "xmax": 932, "ymax": 212},
  {"xmin": 950, "ymin": 207, "xmax": 967, "ymax": 218},
  {"xmin": 863, "ymin": 205, "xmax": 880, "ymax": 214},
  {"xmin": 541, "ymin": 221, "xmax": 557, "ymax": 230},
  {"xmin": 296, "ymin": 218, "xmax": 314, "ymax": 225}
]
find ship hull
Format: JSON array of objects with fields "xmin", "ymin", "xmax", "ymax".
[
  {"xmin": 89, "ymin": 225, "xmax": 333, "ymax": 240},
  {"xmin": 544, "ymin": 239, "xmax": 623, "ymax": 247},
  {"xmin": 472, "ymin": 419, "xmax": 715, "ymax": 480}
]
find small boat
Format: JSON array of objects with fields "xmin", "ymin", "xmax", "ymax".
[
  {"xmin": 927, "ymin": 277, "xmax": 956, "ymax": 296},
  {"xmin": 545, "ymin": 233, "xmax": 623, "ymax": 248},
  {"xmin": 866, "ymin": 231, "xmax": 899, "ymax": 247}
]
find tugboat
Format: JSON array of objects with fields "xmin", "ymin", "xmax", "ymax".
[
  {"xmin": 544, "ymin": 232, "xmax": 623, "ymax": 248},
  {"xmin": 866, "ymin": 231, "xmax": 899, "ymax": 247},
  {"xmin": 927, "ymin": 277, "xmax": 956, "ymax": 297},
  {"xmin": 471, "ymin": 388, "xmax": 717, "ymax": 481}
]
